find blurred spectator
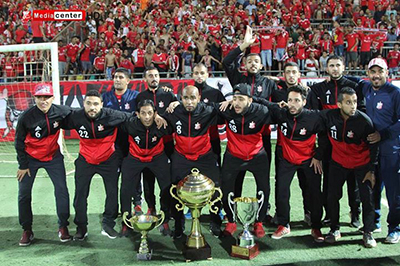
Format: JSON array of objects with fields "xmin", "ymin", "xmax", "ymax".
[
  {"xmin": 93, "ymin": 50, "xmax": 105, "ymax": 78},
  {"xmin": 132, "ymin": 42, "xmax": 146, "ymax": 75},
  {"xmin": 78, "ymin": 38, "xmax": 92, "ymax": 75},
  {"xmin": 66, "ymin": 36, "xmax": 81, "ymax": 75},
  {"xmin": 305, "ymin": 51, "xmax": 319, "ymax": 77},
  {"xmin": 151, "ymin": 45, "xmax": 168, "ymax": 77},
  {"xmin": 181, "ymin": 46, "xmax": 194, "ymax": 78},
  {"xmin": 387, "ymin": 43, "xmax": 400, "ymax": 76},
  {"xmin": 105, "ymin": 49, "xmax": 116, "ymax": 80},
  {"xmin": 167, "ymin": 49, "xmax": 179, "ymax": 78}
]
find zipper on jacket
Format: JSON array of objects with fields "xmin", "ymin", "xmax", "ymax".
[
  {"xmin": 251, "ymin": 76, "xmax": 255, "ymax": 95},
  {"xmin": 188, "ymin": 113, "xmax": 191, "ymax": 150},
  {"xmin": 242, "ymin": 116, "xmax": 249, "ymax": 160},
  {"xmin": 290, "ymin": 117, "xmax": 297, "ymax": 140},
  {"xmin": 91, "ymin": 121, "xmax": 97, "ymax": 139},
  {"xmin": 153, "ymin": 90, "xmax": 156, "ymax": 107},
  {"xmin": 145, "ymin": 129, "xmax": 149, "ymax": 155},
  {"xmin": 334, "ymin": 80, "xmax": 338, "ymax": 103}
]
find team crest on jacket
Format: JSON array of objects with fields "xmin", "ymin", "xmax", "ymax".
[
  {"xmin": 159, "ymin": 101, "xmax": 164, "ymax": 108},
  {"xmin": 134, "ymin": 136, "xmax": 140, "ymax": 144},
  {"xmin": 347, "ymin": 131, "xmax": 354, "ymax": 138},
  {"xmin": 152, "ymin": 136, "xmax": 157, "ymax": 142},
  {"xmin": 300, "ymin": 128, "xmax": 307, "ymax": 135},
  {"xmin": 53, "ymin": 121, "xmax": 59, "ymax": 128},
  {"xmin": 203, "ymin": 98, "xmax": 209, "ymax": 103},
  {"xmin": 195, "ymin": 122, "xmax": 201, "ymax": 130},
  {"xmin": 98, "ymin": 124, "xmax": 104, "ymax": 131},
  {"xmin": 257, "ymin": 85, "xmax": 262, "ymax": 92},
  {"xmin": 249, "ymin": 121, "xmax": 255, "ymax": 129},
  {"xmin": 125, "ymin": 103, "xmax": 130, "ymax": 110},
  {"xmin": 376, "ymin": 101, "xmax": 383, "ymax": 110}
]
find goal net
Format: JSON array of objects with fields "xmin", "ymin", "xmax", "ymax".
[{"xmin": 0, "ymin": 42, "xmax": 75, "ymax": 178}]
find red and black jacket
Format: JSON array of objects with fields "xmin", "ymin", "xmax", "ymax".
[
  {"xmin": 120, "ymin": 116, "xmax": 172, "ymax": 162},
  {"xmin": 136, "ymin": 88, "xmax": 177, "ymax": 143},
  {"xmin": 219, "ymin": 103, "xmax": 271, "ymax": 161},
  {"xmin": 135, "ymin": 88, "xmax": 178, "ymax": 115},
  {"xmin": 63, "ymin": 108, "xmax": 128, "ymax": 165},
  {"xmin": 307, "ymin": 76, "xmax": 361, "ymax": 110},
  {"xmin": 271, "ymin": 79, "xmax": 291, "ymax": 103},
  {"xmin": 15, "ymin": 104, "xmax": 72, "ymax": 169},
  {"xmin": 198, "ymin": 82, "xmax": 226, "ymax": 140},
  {"xmin": 164, "ymin": 102, "xmax": 217, "ymax": 161},
  {"xmin": 269, "ymin": 104, "xmax": 324, "ymax": 165},
  {"xmin": 320, "ymin": 109, "xmax": 378, "ymax": 171}
]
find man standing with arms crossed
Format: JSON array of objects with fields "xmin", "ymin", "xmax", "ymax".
[{"xmin": 15, "ymin": 83, "xmax": 72, "ymax": 246}]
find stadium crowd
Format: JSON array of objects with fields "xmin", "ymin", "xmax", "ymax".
[{"xmin": 1, "ymin": 0, "xmax": 400, "ymax": 79}]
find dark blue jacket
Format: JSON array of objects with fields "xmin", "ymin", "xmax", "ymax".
[{"xmin": 102, "ymin": 88, "xmax": 139, "ymax": 113}]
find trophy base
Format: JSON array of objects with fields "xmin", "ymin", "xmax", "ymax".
[
  {"xmin": 182, "ymin": 243, "xmax": 212, "ymax": 262},
  {"xmin": 231, "ymin": 243, "xmax": 259, "ymax": 260},
  {"xmin": 137, "ymin": 250, "xmax": 153, "ymax": 261}
]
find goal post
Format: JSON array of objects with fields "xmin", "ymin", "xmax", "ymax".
[{"xmin": 0, "ymin": 42, "xmax": 65, "ymax": 178}]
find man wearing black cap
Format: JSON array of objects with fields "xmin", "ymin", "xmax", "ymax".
[
  {"xmin": 220, "ymin": 83, "xmax": 271, "ymax": 239},
  {"xmin": 15, "ymin": 83, "xmax": 72, "ymax": 246},
  {"xmin": 223, "ymin": 26, "xmax": 277, "ymax": 212}
]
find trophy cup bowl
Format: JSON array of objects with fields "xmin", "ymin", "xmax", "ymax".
[
  {"xmin": 170, "ymin": 168, "xmax": 222, "ymax": 261},
  {"xmin": 228, "ymin": 191, "xmax": 264, "ymax": 260},
  {"xmin": 122, "ymin": 211, "xmax": 165, "ymax": 261}
]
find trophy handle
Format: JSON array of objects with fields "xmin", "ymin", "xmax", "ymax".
[
  {"xmin": 208, "ymin": 187, "xmax": 223, "ymax": 214},
  {"xmin": 169, "ymin": 184, "xmax": 185, "ymax": 211},
  {"xmin": 155, "ymin": 210, "xmax": 165, "ymax": 228},
  {"xmin": 256, "ymin": 191, "xmax": 265, "ymax": 221},
  {"xmin": 228, "ymin": 192, "xmax": 236, "ymax": 222},
  {"xmin": 122, "ymin": 211, "xmax": 135, "ymax": 229}
]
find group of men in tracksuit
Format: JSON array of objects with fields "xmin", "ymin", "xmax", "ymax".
[{"xmin": 15, "ymin": 26, "xmax": 400, "ymax": 249}]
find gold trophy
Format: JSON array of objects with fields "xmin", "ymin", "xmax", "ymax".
[
  {"xmin": 122, "ymin": 211, "xmax": 165, "ymax": 260},
  {"xmin": 228, "ymin": 191, "xmax": 264, "ymax": 260},
  {"xmin": 170, "ymin": 168, "xmax": 222, "ymax": 262}
]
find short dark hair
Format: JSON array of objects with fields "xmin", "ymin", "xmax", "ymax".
[
  {"xmin": 85, "ymin": 90, "xmax": 103, "ymax": 101},
  {"xmin": 193, "ymin": 63, "xmax": 208, "ymax": 71},
  {"xmin": 246, "ymin": 53, "xmax": 261, "ymax": 59},
  {"xmin": 114, "ymin": 67, "xmax": 130, "ymax": 78},
  {"xmin": 327, "ymin": 54, "xmax": 344, "ymax": 65},
  {"xmin": 137, "ymin": 99, "xmax": 156, "ymax": 112},
  {"xmin": 143, "ymin": 66, "xmax": 159, "ymax": 77},
  {"xmin": 337, "ymin": 87, "xmax": 356, "ymax": 102},
  {"xmin": 283, "ymin": 62, "xmax": 300, "ymax": 71},
  {"xmin": 288, "ymin": 85, "xmax": 308, "ymax": 100}
]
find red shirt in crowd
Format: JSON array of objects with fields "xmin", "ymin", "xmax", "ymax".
[
  {"xmin": 387, "ymin": 49, "xmax": 400, "ymax": 68},
  {"xmin": 119, "ymin": 58, "xmax": 134, "ymax": 72},
  {"xmin": 58, "ymin": 46, "xmax": 67, "ymax": 62},
  {"xmin": 152, "ymin": 53, "xmax": 168, "ymax": 70},
  {"xmin": 276, "ymin": 30, "xmax": 289, "ymax": 49},
  {"xmin": 66, "ymin": 43, "xmax": 81, "ymax": 62},
  {"xmin": 358, "ymin": 32, "xmax": 378, "ymax": 52},
  {"xmin": 345, "ymin": 32, "xmax": 359, "ymax": 52},
  {"xmin": 260, "ymin": 32, "xmax": 274, "ymax": 50},
  {"xmin": 94, "ymin": 56, "xmax": 105, "ymax": 72},
  {"xmin": 333, "ymin": 27, "xmax": 344, "ymax": 46}
]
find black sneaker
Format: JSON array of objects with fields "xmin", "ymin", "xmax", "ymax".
[
  {"xmin": 350, "ymin": 212, "xmax": 361, "ymax": 229},
  {"xmin": 58, "ymin": 227, "xmax": 72, "ymax": 242},
  {"xmin": 209, "ymin": 222, "xmax": 221, "ymax": 237},
  {"xmin": 101, "ymin": 225, "xmax": 118, "ymax": 239},
  {"xmin": 74, "ymin": 226, "xmax": 88, "ymax": 241}
]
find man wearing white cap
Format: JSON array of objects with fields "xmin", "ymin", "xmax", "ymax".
[
  {"xmin": 349, "ymin": 58, "xmax": 400, "ymax": 244},
  {"xmin": 15, "ymin": 83, "xmax": 73, "ymax": 246}
]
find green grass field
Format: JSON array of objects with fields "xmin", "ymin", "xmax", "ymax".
[{"xmin": 0, "ymin": 140, "xmax": 399, "ymax": 266}]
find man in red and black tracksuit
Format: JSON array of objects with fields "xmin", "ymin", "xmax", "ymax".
[
  {"xmin": 119, "ymin": 99, "xmax": 173, "ymax": 236},
  {"xmin": 223, "ymin": 26, "xmax": 277, "ymax": 211},
  {"xmin": 192, "ymin": 63, "xmax": 226, "ymax": 166},
  {"xmin": 321, "ymin": 87, "xmax": 378, "ymax": 248},
  {"xmin": 307, "ymin": 55, "xmax": 362, "ymax": 227},
  {"xmin": 62, "ymin": 90, "xmax": 128, "ymax": 241},
  {"xmin": 134, "ymin": 67, "xmax": 177, "ymax": 215},
  {"xmin": 15, "ymin": 83, "xmax": 72, "ymax": 246},
  {"xmin": 163, "ymin": 85, "xmax": 222, "ymax": 238},
  {"xmin": 255, "ymin": 85, "xmax": 325, "ymax": 242},
  {"xmin": 270, "ymin": 62, "xmax": 312, "ymax": 225},
  {"xmin": 220, "ymin": 84, "xmax": 271, "ymax": 239}
]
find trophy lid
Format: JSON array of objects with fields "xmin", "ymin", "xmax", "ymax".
[
  {"xmin": 234, "ymin": 197, "xmax": 258, "ymax": 203},
  {"xmin": 178, "ymin": 168, "xmax": 215, "ymax": 191}
]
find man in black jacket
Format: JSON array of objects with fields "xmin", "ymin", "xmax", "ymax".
[
  {"xmin": 120, "ymin": 99, "xmax": 173, "ymax": 236},
  {"xmin": 307, "ymin": 55, "xmax": 362, "ymax": 227},
  {"xmin": 63, "ymin": 90, "xmax": 128, "ymax": 241},
  {"xmin": 320, "ymin": 87, "xmax": 378, "ymax": 248},
  {"xmin": 223, "ymin": 26, "xmax": 277, "ymax": 215},
  {"xmin": 15, "ymin": 83, "xmax": 72, "ymax": 246}
]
